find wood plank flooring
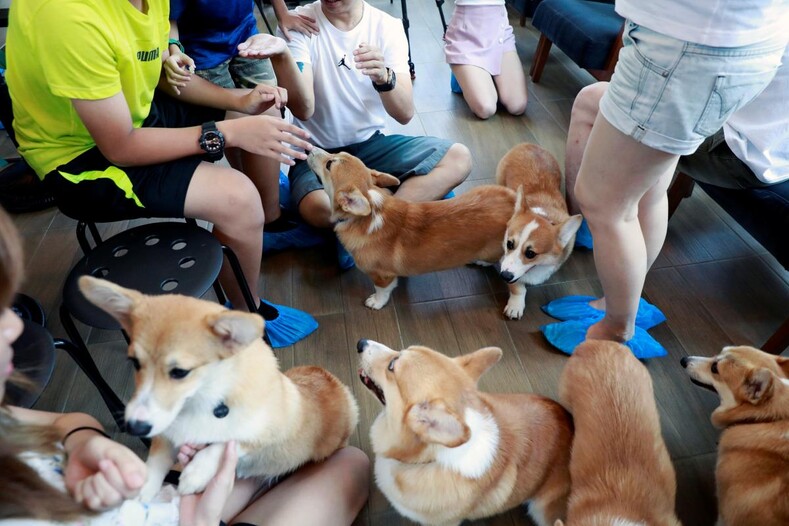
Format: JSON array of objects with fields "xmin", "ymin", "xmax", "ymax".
[{"xmin": 7, "ymin": 0, "xmax": 789, "ymax": 524}]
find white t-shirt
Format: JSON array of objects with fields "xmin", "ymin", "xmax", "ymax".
[
  {"xmin": 724, "ymin": 43, "xmax": 789, "ymax": 185},
  {"xmin": 455, "ymin": 0, "xmax": 505, "ymax": 7},
  {"xmin": 616, "ymin": 0, "xmax": 789, "ymax": 47},
  {"xmin": 282, "ymin": 1, "xmax": 409, "ymax": 149}
]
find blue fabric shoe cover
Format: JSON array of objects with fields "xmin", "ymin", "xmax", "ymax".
[
  {"xmin": 223, "ymin": 299, "xmax": 318, "ymax": 348},
  {"xmin": 574, "ymin": 218, "xmax": 593, "ymax": 250},
  {"xmin": 450, "ymin": 72, "xmax": 463, "ymax": 94},
  {"xmin": 279, "ymin": 170, "xmax": 293, "ymax": 210},
  {"xmin": 263, "ymin": 221, "xmax": 328, "ymax": 254},
  {"xmin": 541, "ymin": 295, "xmax": 667, "ymax": 329},
  {"xmin": 336, "ymin": 238, "xmax": 356, "ymax": 271},
  {"xmin": 540, "ymin": 319, "xmax": 667, "ymax": 359},
  {"xmin": 442, "ymin": 190, "xmax": 455, "ymax": 200}
]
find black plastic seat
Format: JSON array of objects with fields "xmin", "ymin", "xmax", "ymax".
[{"xmin": 58, "ymin": 220, "xmax": 256, "ymax": 431}]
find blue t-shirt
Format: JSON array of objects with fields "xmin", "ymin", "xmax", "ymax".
[{"xmin": 170, "ymin": 0, "xmax": 258, "ymax": 69}]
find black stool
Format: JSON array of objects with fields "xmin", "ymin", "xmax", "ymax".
[{"xmin": 59, "ymin": 220, "xmax": 257, "ymax": 431}]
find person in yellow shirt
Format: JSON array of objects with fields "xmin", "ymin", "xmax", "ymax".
[{"xmin": 6, "ymin": 0, "xmax": 317, "ymax": 346}]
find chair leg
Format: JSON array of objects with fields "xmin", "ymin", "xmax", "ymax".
[
  {"xmin": 530, "ymin": 35, "xmax": 552, "ymax": 83},
  {"xmin": 667, "ymin": 172, "xmax": 696, "ymax": 220},
  {"xmin": 58, "ymin": 304, "xmax": 127, "ymax": 431},
  {"xmin": 762, "ymin": 316, "xmax": 789, "ymax": 355},
  {"xmin": 221, "ymin": 246, "xmax": 258, "ymax": 313}
]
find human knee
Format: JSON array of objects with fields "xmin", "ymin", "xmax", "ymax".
[
  {"xmin": 444, "ymin": 143, "xmax": 473, "ymax": 182},
  {"xmin": 468, "ymin": 98, "xmax": 497, "ymax": 120},
  {"xmin": 333, "ymin": 447, "xmax": 371, "ymax": 502},
  {"xmin": 298, "ymin": 190, "xmax": 332, "ymax": 229},
  {"xmin": 214, "ymin": 169, "xmax": 265, "ymax": 228},
  {"xmin": 571, "ymin": 82, "xmax": 608, "ymax": 126},
  {"xmin": 502, "ymin": 93, "xmax": 527, "ymax": 116}
]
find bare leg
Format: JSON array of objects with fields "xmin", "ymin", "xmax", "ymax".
[
  {"xmin": 492, "ymin": 51, "xmax": 528, "ymax": 116},
  {"xmin": 298, "ymin": 190, "xmax": 333, "ymax": 229},
  {"xmin": 394, "ymin": 143, "xmax": 472, "ymax": 202},
  {"xmin": 451, "ymin": 64, "xmax": 499, "ymax": 119},
  {"xmin": 575, "ymin": 115, "xmax": 678, "ymax": 342},
  {"xmin": 226, "ymin": 447, "xmax": 370, "ymax": 526},
  {"xmin": 184, "ymin": 163, "xmax": 264, "ymax": 309},
  {"xmin": 565, "ymin": 82, "xmax": 608, "ymax": 215}
]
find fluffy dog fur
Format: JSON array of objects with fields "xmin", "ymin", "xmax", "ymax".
[
  {"xmin": 358, "ymin": 339, "xmax": 572, "ymax": 526},
  {"xmin": 308, "ymin": 148, "xmax": 524, "ymax": 312},
  {"xmin": 558, "ymin": 340, "xmax": 680, "ymax": 526},
  {"xmin": 79, "ymin": 276, "xmax": 358, "ymax": 500},
  {"xmin": 682, "ymin": 345, "xmax": 789, "ymax": 526},
  {"xmin": 497, "ymin": 144, "xmax": 582, "ymax": 319}
]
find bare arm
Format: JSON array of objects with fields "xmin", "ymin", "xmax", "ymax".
[
  {"xmin": 271, "ymin": 0, "xmax": 319, "ymax": 42},
  {"xmin": 353, "ymin": 43, "xmax": 414, "ymax": 124}
]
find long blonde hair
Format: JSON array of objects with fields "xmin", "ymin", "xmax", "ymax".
[{"xmin": 0, "ymin": 206, "xmax": 90, "ymax": 521}]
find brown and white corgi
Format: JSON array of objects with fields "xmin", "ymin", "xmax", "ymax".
[
  {"xmin": 307, "ymin": 148, "xmax": 522, "ymax": 312},
  {"xmin": 497, "ymin": 144, "xmax": 582, "ymax": 319},
  {"xmin": 357, "ymin": 339, "xmax": 572, "ymax": 526},
  {"xmin": 558, "ymin": 340, "xmax": 681, "ymax": 526},
  {"xmin": 682, "ymin": 345, "xmax": 789, "ymax": 526},
  {"xmin": 79, "ymin": 276, "xmax": 359, "ymax": 501}
]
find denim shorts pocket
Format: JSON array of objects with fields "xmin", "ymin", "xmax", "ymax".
[{"xmin": 694, "ymin": 68, "xmax": 778, "ymax": 136}]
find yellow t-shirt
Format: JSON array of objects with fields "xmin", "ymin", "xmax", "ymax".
[{"xmin": 6, "ymin": 0, "xmax": 169, "ymax": 179}]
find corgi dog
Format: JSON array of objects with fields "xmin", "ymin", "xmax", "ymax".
[
  {"xmin": 682, "ymin": 346, "xmax": 789, "ymax": 526},
  {"xmin": 357, "ymin": 339, "xmax": 572, "ymax": 526},
  {"xmin": 558, "ymin": 340, "xmax": 681, "ymax": 526},
  {"xmin": 497, "ymin": 144, "xmax": 582, "ymax": 319},
  {"xmin": 307, "ymin": 148, "xmax": 522, "ymax": 312},
  {"xmin": 79, "ymin": 276, "xmax": 358, "ymax": 500}
]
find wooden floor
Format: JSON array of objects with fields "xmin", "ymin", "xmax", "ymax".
[{"xmin": 9, "ymin": 0, "xmax": 789, "ymax": 524}]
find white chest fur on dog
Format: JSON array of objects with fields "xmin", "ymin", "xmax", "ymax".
[{"xmin": 77, "ymin": 276, "xmax": 358, "ymax": 501}]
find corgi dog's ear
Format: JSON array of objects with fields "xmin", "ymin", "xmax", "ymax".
[
  {"xmin": 455, "ymin": 347, "xmax": 502, "ymax": 384},
  {"xmin": 78, "ymin": 276, "xmax": 141, "ymax": 331},
  {"xmin": 514, "ymin": 185, "xmax": 524, "ymax": 214},
  {"xmin": 338, "ymin": 189, "xmax": 372, "ymax": 216},
  {"xmin": 741, "ymin": 368, "xmax": 774, "ymax": 405},
  {"xmin": 405, "ymin": 399, "xmax": 470, "ymax": 447},
  {"xmin": 776, "ymin": 356, "xmax": 789, "ymax": 378},
  {"xmin": 559, "ymin": 214, "xmax": 583, "ymax": 247},
  {"xmin": 370, "ymin": 170, "xmax": 400, "ymax": 188},
  {"xmin": 207, "ymin": 311, "xmax": 264, "ymax": 352}
]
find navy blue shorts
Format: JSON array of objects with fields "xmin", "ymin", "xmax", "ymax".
[
  {"xmin": 288, "ymin": 131, "xmax": 453, "ymax": 206},
  {"xmin": 43, "ymin": 93, "xmax": 224, "ymax": 223}
]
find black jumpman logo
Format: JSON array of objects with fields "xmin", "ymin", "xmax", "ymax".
[{"xmin": 337, "ymin": 54, "xmax": 351, "ymax": 70}]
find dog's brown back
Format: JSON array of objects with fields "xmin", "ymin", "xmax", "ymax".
[{"xmin": 559, "ymin": 340, "xmax": 680, "ymax": 526}]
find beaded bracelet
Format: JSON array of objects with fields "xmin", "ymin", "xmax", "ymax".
[{"xmin": 62, "ymin": 426, "xmax": 110, "ymax": 447}]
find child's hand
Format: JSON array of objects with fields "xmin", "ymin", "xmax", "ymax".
[
  {"xmin": 178, "ymin": 442, "xmax": 238, "ymax": 526},
  {"xmin": 278, "ymin": 10, "xmax": 319, "ymax": 42},
  {"xmin": 64, "ymin": 435, "xmax": 147, "ymax": 510},
  {"xmin": 353, "ymin": 43, "xmax": 387, "ymax": 85},
  {"xmin": 238, "ymin": 84, "xmax": 289, "ymax": 114},
  {"xmin": 237, "ymin": 34, "xmax": 289, "ymax": 59},
  {"xmin": 164, "ymin": 51, "xmax": 196, "ymax": 95}
]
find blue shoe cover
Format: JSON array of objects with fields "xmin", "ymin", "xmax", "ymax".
[
  {"xmin": 574, "ymin": 218, "xmax": 593, "ymax": 250},
  {"xmin": 224, "ymin": 298, "xmax": 318, "ymax": 348},
  {"xmin": 336, "ymin": 238, "xmax": 356, "ymax": 271},
  {"xmin": 540, "ymin": 319, "xmax": 667, "ymax": 359},
  {"xmin": 279, "ymin": 170, "xmax": 293, "ymax": 210},
  {"xmin": 541, "ymin": 295, "xmax": 666, "ymax": 329},
  {"xmin": 442, "ymin": 190, "xmax": 455, "ymax": 200},
  {"xmin": 263, "ymin": 221, "xmax": 327, "ymax": 254},
  {"xmin": 450, "ymin": 72, "xmax": 463, "ymax": 94}
]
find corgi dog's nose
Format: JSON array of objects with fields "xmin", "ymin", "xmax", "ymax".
[
  {"xmin": 680, "ymin": 357, "xmax": 689, "ymax": 368},
  {"xmin": 126, "ymin": 419, "xmax": 153, "ymax": 437},
  {"xmin": 500, "ymin": 270, "xmax": 515, "ymax": 283},
  {"xmin": 357, "ymin": 339, "xmax": 369, "ymax": 353}
]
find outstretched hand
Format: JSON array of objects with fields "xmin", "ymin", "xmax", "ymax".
[
  {"xmin": 164, "ymin": 51, "xmax": 196, "ymax": 95},
  {"xmin": 231, "ymin": 115, "xmax": 313, "ymax": 165},
  {"xmin": 64, "ymin": 435, "xmax": 147, "ymax": 511},
  {"xmin": 178, "ymin": 441, "xmax": 238, "ymax": 526},
  {"xmin": 238, "ymin": 83, "xmax": 289, "ymax": 114},
  {"xmin": 237, "ymin": 33, "xmax": 289, "ymax": 59},
  {"xmin": 278, "ymin": 10, "xmax": 319, "ymax": 42}
]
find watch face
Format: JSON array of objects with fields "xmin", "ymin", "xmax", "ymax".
[{"xmin": 203, "ymin": 131, "xmax": 223, "ymax": 152}]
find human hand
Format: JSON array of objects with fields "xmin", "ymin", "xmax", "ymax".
[
  {"xmin": 353, "ymin": 42, "xmax": 388, "ymax": 85},
  {"xmin": 164, "ymin": 51, "xmax": 196, "ymax": 96},
  {"xmin": 237, "ymin": 33, "xmax": 289, "ymax": 59},
  {"xmin": 178, "ymin": 442, "xmax": 237, "ymax": 526},
  {"xmin": 237, "ymin": 83, "xmax": 289, "ymax": 114},
  {"xmin": 64, "ymin": 435, "xmax": 147, "ymax": 511},
  {"xmin": 227, "ymin": 115, "xmax": 312, "ymax": 165},
  {"xmin": 277, "ymin": 10, "xmax": 319, "ymax": 41}
]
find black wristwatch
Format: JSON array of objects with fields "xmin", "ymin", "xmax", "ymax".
[
  {"xmin": 372, "ymin": 67, "xmax": 396, "ymax": 93},
  {"xmin": 199, "ymin": 121, "xmax": 225, "ymax": 162}
]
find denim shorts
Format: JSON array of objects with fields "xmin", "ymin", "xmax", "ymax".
[
  {"xmin": 196, "ymin": 56, "xmax": 276, "ymax": 89},
  {"xmin": 600, "ymin": 20, "xmax": 786, "ymax": 155},
  {"xmin": 289, "ymin": 131, "xmax": 453, "ymax": 206}
]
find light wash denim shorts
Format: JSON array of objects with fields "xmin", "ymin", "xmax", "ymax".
[
  {"xmin": 196, "ymin": 56, "xmax": 276, "ymax": 89},
  {"xmin": 600, "ymin": 20, "xmax": 786, "ymax": 155}
]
